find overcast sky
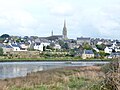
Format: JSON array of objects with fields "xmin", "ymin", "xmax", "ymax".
[{"xmin": 0, "ymin": 0, "xmax": 120, "ymax": 39}]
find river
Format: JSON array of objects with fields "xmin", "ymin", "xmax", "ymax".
[{"xmin": 0, "ymin": 61, "xmax": 109, "ymax": 79}]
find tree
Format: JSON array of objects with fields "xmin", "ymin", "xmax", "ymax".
[
  {"xmin": 83, "ymin": 43, "xmax": 92, "ymax": 50},
  {"xmin": 58, "ymin": 40, "xmax": 64, "ymax": 47},
  {"xmin": 46, "ymin": 45, "xmax": 53, "ymax": 50},
  {"xmin": 50, "ymin": 43, "xmax": 55, "ymax": 47},
  {"xmin": 0, "ymin": 34, "xmax": 10, "ymax": 39},
  {"xmin": 98, "ymin": 51, "xmax": 109, "ymax": 58},
  {"xmin": 0, "ymin": 48, "xmax": 3, "ymax": 56},
  {"xmin": 62, "ymin": 43, "xmax": 69, "ymax": 50},
  {"xmin": 96, "ymin": 44, "xmax": 106, "ymax": 51}
]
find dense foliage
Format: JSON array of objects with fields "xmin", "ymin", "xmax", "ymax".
[
  {"xmin": 96, "ymin": 44, "xmax": 106, "ymax": 51},
  {"xmin": 0, "ymin": 34, "xmax": 10, "ymax": 39},
  {"xmin": 0, "ymin": 47, "xmax": 3, "ymax": 56}
]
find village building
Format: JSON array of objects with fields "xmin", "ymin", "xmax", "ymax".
[
  {"xmin": 77, "ymin": 37, "xmax": 91, "ymax": 45},
  {"xmin": 82, "ymin": 50, "xmax": 94, "ymax": 59}
]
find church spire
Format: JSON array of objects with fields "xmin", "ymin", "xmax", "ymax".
[
  {"xmin": 64, "ymin": 20, "xmax": 66, "ymax": 28},
  {"xmin": 51, "ymin": 30, "xmax": 53, "ymax": 36},
  {"xmin": 63, "ymin": 20, "xmax": 68, "ymax": 40}
]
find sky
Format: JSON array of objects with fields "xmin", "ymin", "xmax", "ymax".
[{"xmin": 0, "ymin": 0, "xmax": 120, "ymax": 40}]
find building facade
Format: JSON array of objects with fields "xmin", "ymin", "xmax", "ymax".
[
  {"xmin": 77, "ymin": 37, "xmax": 91, "ymax": 45},
  {"xmin": 82, "ymin": 50, "xmax": 94, "ymax": 59}
]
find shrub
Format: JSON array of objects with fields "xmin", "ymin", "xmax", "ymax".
[
  {"xmin": 0, "ymin": 47, "xmax": 3, "ymax": 56},
  {"xmin": 68, "ymin": 77, "xmax": 88, "ymax": 89}
]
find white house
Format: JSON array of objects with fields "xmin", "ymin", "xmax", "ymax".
[
  {"xmin": 104, "ymin": 47, "xmax": 113, "ymax": 54},
  {"xmin": 11, "ymin": 44, "xmax": 21, "ymax": 51},
  {"xmin": 9, "ymin": 43, "xmax": 27, "ymax": 51},
  {"xmin": 115, "ymin": 42, "xmax": 120, "ymax": 52},
  {"xmin": 34, "ymin": 43, "xmax": 43, "ymax": 51},
  {"xmin": 97, "ymin": 41, "xmax": 103, "ymax": 45},
  {"xmin": 34, "ymin": 42, "xmax": 50, "ymax": 51},
  {"xmin": 115, "ymin": 48, "xmax": 120, "ymax": 52},
  {"xmin": 20, "ymin": 44, "xmax": 28, "ymax": 51},
  {"xmin": 82, "ymin": 50, "xmax": 94, "ymax": 59},
  {"xmin": 2, "ymin": 45, "xmax": 13, "ymax": 54},
  {"xmin": 54, "ymin": 44, "xmax": 61, "ymax": 49}
]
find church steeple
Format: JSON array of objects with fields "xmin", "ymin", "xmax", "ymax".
[
  {"xmin": 64, "ymin": 20, "xmax": 66, "ymax": 28},
  {"xmin": 63, "ymin": 20, "xmax": 67, "ymax": 40},
  {"xmin": 51, "ymin": 30, "xmax": 53, "ymax": 36}
]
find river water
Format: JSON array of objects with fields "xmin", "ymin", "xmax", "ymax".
[{"xmin": 0, "ymin": 61, "xmax": 109, "ymax": 79}]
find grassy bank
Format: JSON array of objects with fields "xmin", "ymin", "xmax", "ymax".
[
  {"xmin": 0, "ymin": 66, "xmax": 104, "ymax": 90},
  {"xmin": 0, "ymin": 56, "xmax": 111, "ymax": 61},
  {"xmin": 0, "ymin": 59, "xmax": 119, "ymax": 90}
]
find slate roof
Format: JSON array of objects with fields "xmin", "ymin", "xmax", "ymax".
[
  {"xmin": 35, "ymin": 38, "xmax": 41, "ymax": 43},
  {"xmin": 0, "ymin": 43, "xmax": 5, "ymax": 47},
  {"xmin": 5, "ymin": 45, "xmax": 13, "ymax": 48},
  {"xmin": 35, "ymin": 42, "xmax": 41, "ymax": 45},
  {"xmin": 11, "ymin": 44, "xmax": 22, "ymax": 48},
  {"xmin": 77, "ymin": 37, "xmax": 90, "ymax": 40},
  {"xmin": 116, "ymin": 42, "xmax": 120, "ymax": 46},
  {"xmin": 111, "ymin": 52, "xmax": 120, "ymax": 56},
  {"xmin": 84, "ymin": 50, "xmax": 94, "ymax": 54},
  {"xmin": 46, "ymin": 35, "xmax": 63, "ymax": 40}
]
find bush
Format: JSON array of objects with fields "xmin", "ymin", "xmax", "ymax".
[
  {"xmin": 68, "ymin": 77, "xmax": 88, "ymax": 89},
  {"xmin": 0, "ymin": 47, "xmax": 3, "ymax": 56},
  {"xmin": 101, "ymin": 59, "xmax": 120, "ymax": 90}
]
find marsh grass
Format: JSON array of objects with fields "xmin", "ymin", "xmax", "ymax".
[{"xmin": 0, "ymin": 66, "xmax": 107, "ymax": 90}]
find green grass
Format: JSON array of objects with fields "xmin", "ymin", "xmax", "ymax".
[
  {"xmin": 0, "ymin": 56, "xmax": 111, "ymax": 61},
  {"xmin": 10, "ymin": 76, "xmax": 103, "ymax": 90}
]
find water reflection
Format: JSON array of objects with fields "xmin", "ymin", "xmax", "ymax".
[{"xmin": 0, "ymin": 61, "xmax": 109, "ymax": 79}]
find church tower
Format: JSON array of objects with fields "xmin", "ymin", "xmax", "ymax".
[
  {"xmin": 51, "ymin": 30, "xmax": 53, "ymax": 36},
  {"xmin": 63, "ymin": 20, "xmax": 67, "ymax": 40}
]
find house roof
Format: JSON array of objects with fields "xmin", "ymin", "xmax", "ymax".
[
  {"xmin": 0, "ymin": 43, "xmax": 5, "ymax": 47},
  {"xmin": 46, "ymin": 35, "xmax": 62, "ymax": 40},
  {"xmin": 11, "ymin": 44, "xmax": 22, "ymax": 48},
  {"xmin": 5, "ymin": 45, "xmax": 13, "ymax": 48},
  {"xmin": 11, "ymin": 44, "xmax": 19, "ymax": 47},
  {"xmin": 77, "ymin": 37, "xmax": 90, "ymax": 40},
  {"xmin": 35, "ymin": 42, "xmax": 41, "ymax": 45},
  {"xmin": 111, "ymin": 52, "xmax": 120, "ymax": 56},
  {"xmin": 35, "ymin": 38, "xmax": 41, "ymax": 43},
  {"xmin": 116, "ymin": 42, "xmax": 120, "ymax": 46},
  {"xmin": 106, "ymin": 44, "xmax": 113, "ymax": 47},
  {"xmin": 84, "ymin": 50, "xmax": 94, "ymax": 54}
]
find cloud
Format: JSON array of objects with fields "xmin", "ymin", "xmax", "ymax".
[
  {"xmin": 70, "ymin": 0, "xmax": 120, "ymax": 39},
  {"xmin": 0, "ymin": 0, "xmax": 120, "ymax": 39},
  {"xmin": 0, "ymin": 9, "xmax": 38, "ymax": 35},
  {"xmin": 50, "ymin": 3, "xmax": 74, "ymax": 16}
]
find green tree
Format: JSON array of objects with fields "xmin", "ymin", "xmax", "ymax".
[
  {"xmin": 0, "ymin": 47, "xmax": 3, "ymax": 56},
  {"xmin": 46, "ymin": 45, "xmax": 54, "ymax": 50},
  {"xmin": 58, "ymin": 40, "xmax": 64, "ymax": 47},
  {"xmin": 50, "ymin": 43, "xmax": 55, "ymax": 47},
  {"xmin": 83, "ymin": 43, "xmax": 92, "ymax": 50},
  {"xmin": 62, "ymin": 43, "xmax": 69, "ymax": 50},
  {"xmin": 99, "ymin": 51, "xmax": 109, "ymax": 58},
  {"xmin": 96, "ymin": 44, "xmax": 106, "ymax": 51},
  {"xmin": 58, "ymin": 40, "xmax": 69, "ymax": 50},
  {"xmin": 0, "ymin": 34, "xmax": 10, "ymax": 39}
]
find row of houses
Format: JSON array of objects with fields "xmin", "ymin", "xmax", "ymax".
[
  {"xmin": 0, "ymin": 35, "xmax": 120, "ymax": 59},
  {"xmin": 104, "ymin": 42, "xmax": 120, "ymax": 54}
]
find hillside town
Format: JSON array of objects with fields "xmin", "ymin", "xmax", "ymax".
[{"xmin": 0, "ymin": 21, "xmax": 120, "ymax": 60}]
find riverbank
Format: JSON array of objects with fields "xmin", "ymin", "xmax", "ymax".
[
  {"xmin": 0, "ymin": 66, "xmax": 104, "ymax": 90},
  {"xmin": 0, "ymin": 56, "xmax": 111, "ymax": 62},
  {"xmin": 0, "ymin": 59, "xmax": 111, "ymax": 63}
]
